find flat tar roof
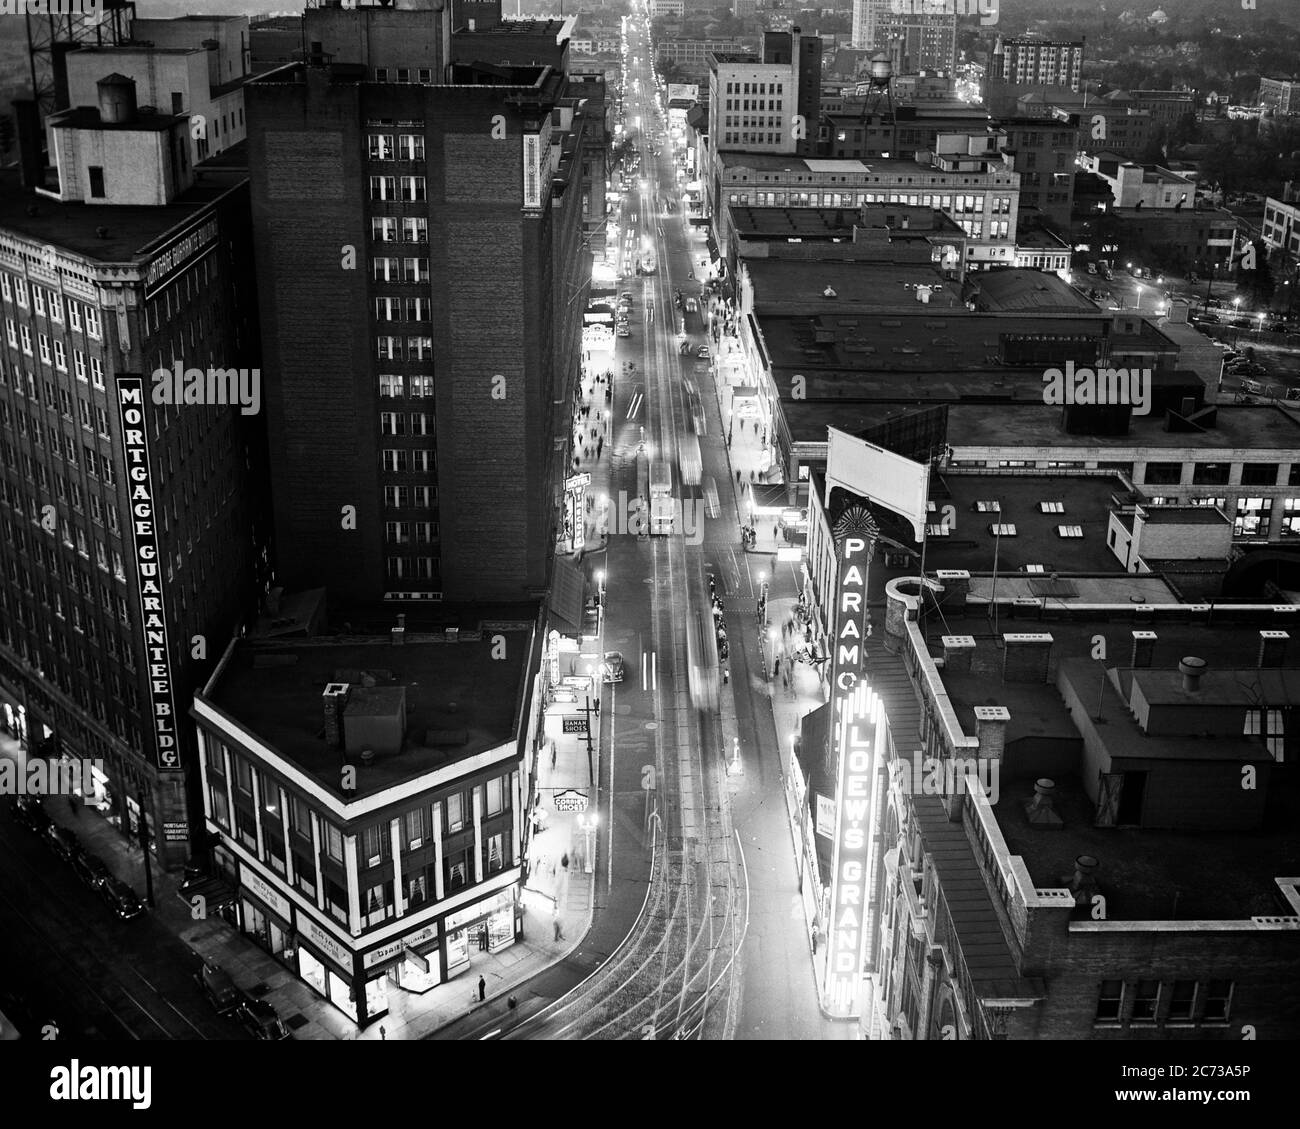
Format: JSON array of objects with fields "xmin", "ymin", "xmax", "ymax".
[{"xmin": 205, "ymin": 630, "xmax": 532, "ymax": 800}]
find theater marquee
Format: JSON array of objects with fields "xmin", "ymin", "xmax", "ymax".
[
  {"xmin": 822, "ymin": 512, "xmax": 886, "ymax": 1018},
  {"xmin": 116, "ymin": 377, "xmax": 183, "ymax": 772}
]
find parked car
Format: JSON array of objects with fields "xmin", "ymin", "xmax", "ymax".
[
  {"xmin": 234, "ymin": 998, "xmax": 291, "ymax": 1041},
  {"xmin": 600, "ymin": 650, "xmax": 626, "ymax": 683},
  {"xmin": 41, "ymin": 823, "xmax": 80, "ymax": 863},
  {"xmin": 696, "ymin": 345, "xmax": 711, "ymax": 358},
  {"xmin": 1284, "ymin": 387, "xmax": 1300, "ymax": 402},
  {"xmin": 100, "ymin": 878, "xmax": 145, "ymax": 920},
  {"xmin": 196, "ymin": 964, "xmax": 243, "ymax": 1015},
  {"xmin": 617, "ymin": 326, "xmax": 631, "ymax": 337},
  {"xmin": 70, "ymin": 848, "xmax": 111, "ymax": 890},
  {"xmin": 1240, "ymin": 379, "xmax": 1265, "ymax": 394},
  {"xmin": 13, "ymin": 796, "xmax": 50, "ymax": 834}
]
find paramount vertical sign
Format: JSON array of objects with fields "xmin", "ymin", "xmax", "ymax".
[
  {"xmin": 116, "ymin": 377, "xmax": 182, "ymax": 772},
  {"xmin": 822, "ymin": 518, "xmax": 886, "ymax": 1018}
]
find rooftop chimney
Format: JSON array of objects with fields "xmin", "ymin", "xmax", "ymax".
[
  {"xmin": 1131, "ymin": 630, "xmax": 1157, "ymax": 668},
  {"xmin": 1178, "ymin": 656, "xmax": 1206, "ymax": 692},
  {"xmin": 323, "ymin": 682, "xmax": 350, "ymax": 747},
  {"xmin": 973, "ymin": 705, "xmax": 1010, "ymax": 763},
  {"xmin": 941, "ymin": 635, "xmax": 976, "ymax": 674},
  {"xmin": 1002, "ymin": 632, "xmax": 1054, "ymax": 683},
  {"xmin": 1258, "ymin": 630, "xmax": 1289, "ymax": 669},
  {"xmin": 1023, "ymin": 777, "xmax": 1063, "ymax": 827}
]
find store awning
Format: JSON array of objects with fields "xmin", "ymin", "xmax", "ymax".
[
  {"xmin": 752, "ymin": 483, "xmax": 791, "ymax": 511},
  {"xmin": 548, "ymin": 556, "xmax": 586, "ymax": 636},
  {"xmin": 176, "ymin": 875, "xmax": 236, "ymax": 911},
  {"xmin": 689, "ymin": 216, "xmax": 709, "ymax": 227}
]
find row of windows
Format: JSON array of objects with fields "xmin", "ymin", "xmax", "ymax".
[
  {"xmin": 369, "ymin": 175, "xmax": 426, "ymax": 202},
  {"xmin": 1144, "ymin": 461, "xmax": 1295, "ymax": 487},
  {"xmin": 372, "ymin": 216, "xmax": 428, "ymax": 243},
  {"xmin": 384, "ymin": 520, "xmax": 439, "ymax": 544},
  {"xmin": 1097, "ymin": 979, "xmax": 1233, "ymax": 1024},
  {"xmin": 379, "ymin": 374, "xmax": 436, "ymax": 398},
  {"xmin": 383, "ymin": 484, "xmax": 437, "ymax": 508},
  {"xmin": 723, "ymin": 98, "xmax": 783, "ymax": 112},
  {"xmin": 6, "ymin": 323, "xmax": 106, "ymax": 386},
  {"xmin": 723, "ymin": 80, "xmax": 784, "ymax": 95},
  {"xmin": 0, "ymin": 276, "xmax": 101, "ymax": 340},
  {"xmin": 374, "ymin": 297, "xmax": 431, "ymax": 322},
  {"xmin": 376, "ymin": 336, "xmax": 434, "ymax": 361},
  {"xmin": 380, "ymin": 411, "xmax": 432, "ymax": 436},
  {"xmin": 723, "ymin": 133, "xmax": 782, "ymax": 147},
  {"xmin": 367, "ymin": 133, "xmax": 425, "ymax": 161},
  {"xmin": 387, "ymin": 555, "xmax": 438, "ymax": 580},
  {"xmin": 372, "ymin": 257, "xmax": 430, "ymax": 283},
  {"xmin": 381, "ymin": 448, "xmax": 434, "ymax": 473},
  {"xmin": 2, "ymin": 427, "xmax": 115, "ymax": 485},
  {"xmin": 373, "ymin": 67, "xmax": 433, "ymax": 84}
]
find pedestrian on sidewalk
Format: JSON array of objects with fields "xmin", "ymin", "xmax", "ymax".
[
  {"xmin": 553, "ymin": 913, "xmax": 565, "ymax": 942},
  {"xmin": 749, "ymin": 469, "xmax": 756, "ymax": 483},
  {"xmin": 783, "ymin": 671, "xmax": 790, "ymax": 691},
  {"xmin": 811, "ymin": 926, "xmax": 819, "ymax": 956},
  {"xmin": 773, "ymin": 656, "xmax": 781, "ymax": 679},
  {"xmin": 478, "ymin": 975, "xmax": 486, "ymax": 1002},
  {"xmin": 773, "ymin": 523, "xmax": 779, "ymax": 542},
  {"xmin": 736, "ymin": 469, "xmax": 741, "ymax": 484}
]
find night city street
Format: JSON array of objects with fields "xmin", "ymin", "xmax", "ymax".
[{"xmin": 0, "ymin": 0, "xmax": 1297, "ymax": 1109}]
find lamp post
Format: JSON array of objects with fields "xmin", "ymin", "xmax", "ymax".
[{"xmin": 581, "ymin": 665, "xmax": 598, "ymax": 786}]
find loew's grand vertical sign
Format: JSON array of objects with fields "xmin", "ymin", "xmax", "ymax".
[
  {"xmin": 822, "ymin": 525, "xmax": 885, "ymax": 1017},
  {"xmin": 116, "ymin": 377, "xmax": 183, "ymax": 772}
]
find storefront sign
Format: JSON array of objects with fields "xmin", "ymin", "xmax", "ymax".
[
  {"xmin": 553, "ymin": 788, "xmax": 588, "ymax": 812},
  {"xmin": 566, "ymin": 473, "xmax": 591, "ymax": 490},
  {"xmin": 363, "ymin": 922, "xmax": 438, "ymax": 969},
  {"xmin": 116, "ymin": 377, "xmax": 182, "ymax": 772},
  {"xmin": 163, "ymin": 821, "xmax": 190, "ymax": 843},
  {"xmin": 240, "ymin": 861, "xmax": 292, "ymax": 921},
  {"xmin": 298, "ymin": 914, "xmax": 353, "ymax": 970},
  {"xmin": 815, "ymin": 794, "xmax": 835, "ymax": 838},
  {"xmin": 562, "ymin": 716, "xmax": 589, "ymax": 734}
]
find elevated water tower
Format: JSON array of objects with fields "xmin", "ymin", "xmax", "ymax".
[{"xmin": 862, "ymin": 52, "xmax": 895, "ymax": 117}]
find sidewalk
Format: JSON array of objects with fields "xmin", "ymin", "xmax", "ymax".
[
  {"xmin": 11, "ymin": 726, "xmax": 597, "ymax": 1040},
  {"xmin": 761, "ymin": 596, "xmax": 830, "ymax": 991},
  {"xmin": 567, "ymin": 359, "xmax": 615, "ymax": 556}
]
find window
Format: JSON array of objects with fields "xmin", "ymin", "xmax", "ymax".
[
  {"xmin": 386, "ymin": 521, "xmax": 410, "ymax": 544},
  {"xmin": 414, "ymin": 520, "xmax": 437, "ymax": 542},
  {"xmin": 407, "ymin": 336, "xmax": 433, "ymax": 359},
  {"xmin": 53, "ymin": 340, "xmax": 66, "ymax": 371},
  {"xmin": 19, "ymin": 325, "xmax": 31, "ymax": 355},
  {"xmin": 403, "ymin": 807, "xmax": 424, "ymax": 849},
  {"xmin": 445, "ymin": 846, "xmax": 471, "ymax": 891},
  {"xmin": 376, "ymin": 336, "xmax": 403, "ymax": 360},
  {"xmin": 1281, "ymin": 499, "xmax": 1300, "ymax": 537},
  {"xmin": 362, "ymin": 823, "xmax": 388, "ymax": 866},
  {"xmin": 1132, "ymin": 980, "xmax": 1160, "ymax": 1021},
  {"xmin": 1233, "ymin": 497, "xmax": 1272, "ymax": 537},
  {"xmin": 486, "ymin": 775, "xmax": 504, "ymax": 816},
  {"xmin": 406, "ymin": 298, "xmax": 430, "ymax": 322},
  {"xmin": 409, "ymin": 413, "xmax": 430, "ymax": 436},
  {"xmin": 370, "ymin": 175, "xmax": 397, "ymax": 200},
  {"xmin": 384, "ymin": 485, "xmax": 409, "ymax": 507},
  {"xmin": 68, "ymin": 301, "xmax": 81, "ymax": 331},
  {"xmin": 484, "ymin": 832, "xmax": 505, "ymax": 874},
  {"xmin": 401, "ymin": 217, "xmax": 427, "ymax": 243},
  {"xmin": 84, "ymin": 308, "xmax": 100, "ymax": 339},
  {"xmin": 88, "ymin": 167, "xmax": 106, "ymax": 198},
  {"xmin": 90, "ymin": 356, "xmax": 104, "ymax": 389},
  {"xmin": 1192, "ymin": 462, "xmax": 1230, "ymax": 486},
  {"xmin": 973, "ymin": 500, "xmax": 1000, "ymax": 513},
  {"xmin": 990, "ymin": 524, "xmax": 1017, "ymax": 537},
  {"xmin": 1202, "ymin": 980, "xmax": 1233, "ymax": 1022},
  {"xmin": 379, "ymin": 374, "xmax": 404, "ymax": 398},
  {"xmin": 1244, "ymin": 709, "xmax": 1285, "ymax": 761},
  {"xmin": 32, "ymin": 287, "xmax": 44, "ymax": 316},
  {"xmin": 400, "ymin": 176, "xmax": 426, "ymax": 202},
  {"xmin": 408, "ymin": 375, "xmax": 435, "ymax": 398},
  {"xmin": 403, "ymin": 258, "xmax": 429, "ymax": 283},
  {"xmin": 1166, "ymin": 980, "xmax": 1196, "ymax": 1021},
  {"xmin": 382, "ymin": 449, "xmax": 408, "ymax": 472},
  {"xmin": 324, "ymin": 822, "xmax": 345, "ymax": 863},
  {"xmin": 1240, "ymin": 462, "xmax": 1278, "ymax": 486},
  {"xmin": 373, "ymin": 256, "xmax": 401, "ymax": 282},
  {"xmin": 375, "ymin": 297, "xmax": 402, "ymax": 321},
  {"xmin": 398, "ymin": 134, "xmax": 424, "ymax": 160},
  {"xmin": 372, "ymin": 217, "xmax": 399, "ymax": 242},
  {"xmin": 1144, "ymin": 461, "xmax": 1182, "ymax": 485},
  {"xmin": 407, "ymin": 872, "xmax": 428, "ymax": 906},
  {"xmin": 445, "ymin": 792, "xmax": 464, "ymax": 833},
  {"xmin": 290, "ymin": 794, "xmax": 311, "ymax": 839},
  {"xmin": 4, "ymin": 319, "xmax": 15, "ymax": 348},
  {"xmin": 73, "ymin": 350, "xmax": 86, "ymax": 382},
  {"xmin": 234, "ymin": 756, "xmax": 253, "ymax": 795},
  {"xmin": 1096, "ymin": 980, "xmax": 1124, "ymax": 1022},
  {"xmin": 368, "ymin": 133, "xmax": 394, "ymax": 160},
  {"xmin": 210, "ymin": 786, "xmax": 229, "ymax": 829},
  {"xmin": 1039, "ymin": 501, "xmax": 1064, "ymax": 514},
  {"xmin": 1057, "ymin": 525, "xmax": 1084, "ymax": 538}
]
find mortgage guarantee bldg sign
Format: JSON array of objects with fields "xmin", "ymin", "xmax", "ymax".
[{"xmin": 116, "ymin": 377, "xmax": 183, "ymax": 772}]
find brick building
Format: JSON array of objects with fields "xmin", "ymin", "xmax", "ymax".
[{"xmin": 246, "ymin": 3, "xmax": 598, "ymax": 608}]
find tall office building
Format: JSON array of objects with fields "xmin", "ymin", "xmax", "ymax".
[
  {"xmin": 247, "ymin": 0, "xmax": 599, "ymax": 609},
  {"xmin": 990, "ymin": 36, "xmax": 1084, "ymax": 92},
  {"xmin": 881, "ymin": 13, "xmax": 957, "ymax": 74},
  {"xmin": 850, "ymin": 0, "xmax": 892, "ymax": 52},
  {"xmin": 709, "ymin": 27, "xmax": 823, "ymax": 158},
  {"xmin": 0, "ymin": 73, "xmax": 268, "ymax": 868}
]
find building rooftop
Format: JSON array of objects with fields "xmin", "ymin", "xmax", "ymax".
[
  {"xmin": 205, "ymin": 627, "xmax": 533, "ymax": 801},
  {"xmin": 744, "ymin": 259, "xmax": 954, "ymax": 311},
  {"xmin": 920, "ymin": 617, "xmax": 1300, "ymax": 920},
  {"xmin": 969, "ymin": 268, "xmax": 1095, "ymax": 314},
  {"xmin": 947, "ymin": 402, "xmax": 1300, "ymax": 453},
  {"xmin": 0, "ymin": 167, "xmax": 244, "ymax": 262},
  {"xmin": 730, "ymin": 203, "xmax": 964, "ymax": 240}
]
